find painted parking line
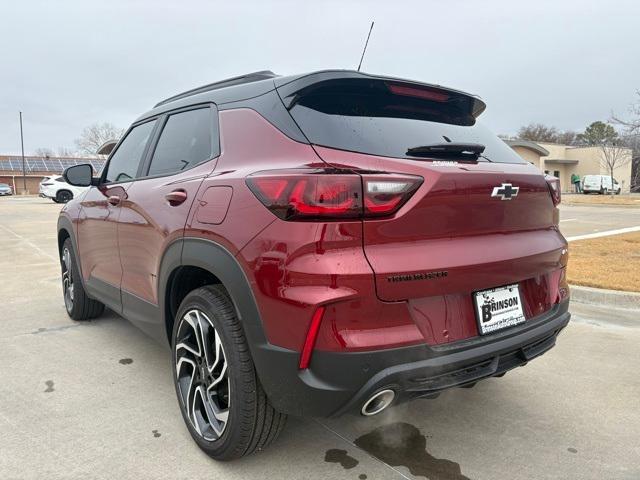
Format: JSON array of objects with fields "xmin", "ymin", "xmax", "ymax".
[
  {"xmin": 566, "ymin": 225, "xmax": 640, "ymax": 242},
  {"xmin": 0, "ymin": 223, "xmax": 58, "ymax": 262},
  {"xmin": 560, "ymin": 218, "xmax": 577, "ymax": 222}
]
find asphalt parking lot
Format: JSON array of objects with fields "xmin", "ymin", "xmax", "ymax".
[
  {"xmin": 559, "ymin": 199, "xmax": 640, "ymax": 239},
  {"xmin": 1, "ymin": 196, "xmax": 639, "ymax": 480}
]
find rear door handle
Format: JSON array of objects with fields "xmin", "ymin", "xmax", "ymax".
[
  {"xmin": 165, "ymin": 189, "xmax": 188, "ymax": 206},
  {"xmin": 107, "ymin": 196, "xmax": 121, "ymax": 206}
]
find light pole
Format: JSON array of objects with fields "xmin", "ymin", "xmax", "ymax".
[{"xmin": 19, "ymin": 111, "xmax": 26, "ymax": 194}]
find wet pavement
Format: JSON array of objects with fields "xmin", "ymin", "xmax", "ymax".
[{"xmin": 1, "ymin": 196, "xmax": 639, "ymax": 480}]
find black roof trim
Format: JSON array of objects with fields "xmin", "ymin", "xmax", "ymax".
[
  {"xmin": 139, "ymin": 69, "xmax": 487, "ymax": 125},
  {"xmin": 154, "ymin": 70, "xmax": 278, "ymax": 108}
]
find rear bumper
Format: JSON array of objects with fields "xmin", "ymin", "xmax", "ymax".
[{"xmin": 256, "ymin": 300, "xmax": 570, "ymax": 417}]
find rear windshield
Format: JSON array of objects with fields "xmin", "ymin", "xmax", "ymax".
[{"xmin": 288, "ymin": 80, "xmax": 525, "ymax": 164}]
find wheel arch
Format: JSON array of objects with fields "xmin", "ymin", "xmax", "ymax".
[
  {"xmin": 57, "ymin": 227, "xmax": 71, "ymax": 256},
  {"xmin": 158, "ymin": 237, "xmax": 331, "ymax": 416},
  {"xmin": 57, "ymin": 215, "xmax": 77, "ymax": 259},
  {"xmin": 159, "ymin": 238, "xmax": 269, "ymax": 350},
  {"xmin": 57, "ymin": 215, "xmax": 92, "ymax": 293}
]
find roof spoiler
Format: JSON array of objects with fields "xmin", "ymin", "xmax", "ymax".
[{"xmin": 274, "ymin": 70, "xmax": 486, "ymax": 120}]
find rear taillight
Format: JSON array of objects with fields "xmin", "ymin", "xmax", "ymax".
[
  {"xmin": 363, "ymin": 177, "xmax": 422, "ymax": 216},
  {"xmin": 246, "ymin": 170, "xmax": 422, "ymax": 221},
  {"xmin": 545, "ymin": 174, "xmax": 561, "ymax": 206},
  {"xmin": 247, "ymin": 172, "xmax": 362, "ymax": 220}
]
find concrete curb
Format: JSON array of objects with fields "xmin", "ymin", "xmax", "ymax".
[{"xmin": 570, "ymin": 284, "xmax": 640, "ymax": 310}]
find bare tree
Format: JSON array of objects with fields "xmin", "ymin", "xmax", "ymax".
[
  {"xmin": 612, "ymin": 92, "xmax": 640, "ymax": 188},
  {"xmin": 34, "ymin": 147, "xmax": 55, "ymax": 157},
  {"xmin": 556, "ymin": 130, "xmax": 579, "ymax": 146},
  {"xmin": 34, "ymin": 146, "xmax": 79, "ymax": 158},
  {"xmin": 75, "ymin": 122, "xmax": 123, "ymax": 155},
  {"xmin": 517, "ymin": 123, "xmax": 560, "ymax": 142},
  {"xmin": 517, "ymin": 123, "xmax": 579, "ymax": 145},
  {"xmin": 598, "ymin": 139, "xmax": 631, "ymax": 196},
  {"xmin": 612, "ymin": 90, "xmax": 640, "ymax": 133},
  {"xmin": 56, "ymin": 146, "xmax": 79, "ymax": 158}
]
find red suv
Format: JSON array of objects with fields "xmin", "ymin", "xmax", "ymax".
[{"xmin": 58, "ymin": 70, "xmax": 570, "ymax": 460}]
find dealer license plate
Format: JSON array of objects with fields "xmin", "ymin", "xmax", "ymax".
[{"xmin": 473, "ymin": 284, "xmax": 526, "ymax": 335}]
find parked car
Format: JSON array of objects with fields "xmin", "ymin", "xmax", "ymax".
[
  {"xmin": 40, "ymin": 174, "xmax": 89, "ymax": 203},
  {"xmin": 582, "ymin": 174, "xmax": 621, "ymax": 194},
  {"xmin": 0, "ymin": 183, "xmax": 13, "ymax": 196},
  {"xmin": 57, "ymin": 70, "xmax": 570, "ymax": 460}
]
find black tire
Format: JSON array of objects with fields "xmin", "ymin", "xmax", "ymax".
[
  {"xmin": 61, "ymin": 238, "xmax": 105, "ymax": 321},
  {"xmin": 56, "ymin": 190, "xmax": 73, "ymax": 203},
  {"xmin": 172, "ymin": 285, "xmax": 286, "ymax": 460}
]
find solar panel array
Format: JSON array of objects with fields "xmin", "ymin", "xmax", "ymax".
[{"xmin": 0, "ymin": 156, "xmax": 105, "ymax": 174}]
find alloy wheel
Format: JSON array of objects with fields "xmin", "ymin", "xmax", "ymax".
[
  {"xmin": 175, "ymin": 309, "xmax": 230, "ymax": 441},
  {"xmin": 62, "ymin": 247, "xmax": 74, "ymax": 312}
]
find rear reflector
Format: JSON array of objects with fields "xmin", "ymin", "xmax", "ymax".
[
  {"xmin": 299, "ymin": 306, "xmax": 325, "ymax": 369},
  {"xmin": 545, "ymin": 174, "xmax": 561, "ymax": 206},
  {"xmin": 247, "ymin": 169, "xmax": 422, "ymax": 221}
]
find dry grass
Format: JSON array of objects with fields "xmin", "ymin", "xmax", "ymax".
[
  {"xmin": 568, "ymin": 232, "xmax": 640, "ymax": 292},
  {"xmin": 563, "ymin": 193, "xmax": 640, "ymax": 206}
]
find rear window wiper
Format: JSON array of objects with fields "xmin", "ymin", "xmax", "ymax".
[{"xmin": 406, "ymin": 143, "xmax": 486, "ymax": 160}]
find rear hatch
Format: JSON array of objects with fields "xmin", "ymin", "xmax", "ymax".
[{"xmin": 277, "ymin": 73, "xmax": 566, "ymax": 306}]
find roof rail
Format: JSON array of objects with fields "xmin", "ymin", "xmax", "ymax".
[{"xmin": 154, "ymin": 70, "xmax": 278, "ymax": 107}]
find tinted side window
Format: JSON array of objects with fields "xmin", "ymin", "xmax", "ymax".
[
  {"xmin": 147, "ymin": 108, "xmax": 213, "ymax": 176},
  {"xmin": 104, "ymin": 121, "xmax": 156, "ymax": 183}
]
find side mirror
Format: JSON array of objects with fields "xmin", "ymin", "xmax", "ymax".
[{"xmin": 63, "ymin": 164, "xmax": 94, "ymax": 187}]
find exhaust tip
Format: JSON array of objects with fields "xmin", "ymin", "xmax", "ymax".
[{"xmin": 361, "ymin": 389, "xmax": 395, "ymax": 416}]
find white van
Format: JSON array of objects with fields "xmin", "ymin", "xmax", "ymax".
[{"xmin": 582, "ymin": 174, "xmax": 621, "ymax": 195}]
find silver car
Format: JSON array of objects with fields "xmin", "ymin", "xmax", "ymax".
[{"xmin": 0, "ymin": 183, "xmax": 13, "ymax": 196}]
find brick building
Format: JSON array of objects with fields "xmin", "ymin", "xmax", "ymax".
[{"xmin": 0, "ymin": 155, "xmax": 105, "ymax": 194}]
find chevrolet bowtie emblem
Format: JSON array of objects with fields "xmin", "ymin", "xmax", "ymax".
[{"xmin": 491, "ymin": 183, "xmax": 519, "ymax": 200}]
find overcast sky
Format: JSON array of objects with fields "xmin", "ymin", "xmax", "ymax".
[{"xmin": 1, "ymin": 0, "xmax": 638, "ymax": 155}]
